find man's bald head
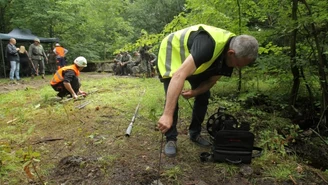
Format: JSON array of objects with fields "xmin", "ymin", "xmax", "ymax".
[{"xmin": 9, "ymin": 38, "xmax": 16, "ymax": 44}]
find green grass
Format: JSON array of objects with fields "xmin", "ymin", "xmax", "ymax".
[{"xmin": 0, "ymin": 71, "xmax": 327, "ymax": 184}]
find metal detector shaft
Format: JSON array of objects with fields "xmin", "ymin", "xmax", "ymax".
[
  {"xmin": 125, "ymin": 103, "xmax": 141, "ymax": 137},
  {"xmin": 125, "ymin": 89, "xmax": 146, "ymax": 137},
  {"xmin": 75, "ymin": 101, "xmax": 92, "ymax": 109}
]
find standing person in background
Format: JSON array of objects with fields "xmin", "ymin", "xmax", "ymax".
[
  {"xmin": 147, "ymin": 51, "xmax": 157, "ymax": 77},
  {"xmin": 28, "ymin": 38, "xmax": 48, "ymax": 79},
  {"xmin": 156, "ymin": 24, "xmax": 259, "ymax": 157},
  {"xmin": 53, "ymin": 43, "xmax": 68, "ymax": 70},
  {"xmin": 18, "ymin": 46, "xmax": 35, "ymax": 77},
  {"xmin": 6, "ymin": 38, "xmax": 20, "ymax": 82},
  {"xmin": 47, "ymin": 48, "xmax": 57, "ymax": 74},
  {"xmin": 138, "ymin": 46, "xmax": 148, "ymax": 77},
  {"xmin": 139, "ymin": 46, "xmax": 157, "ymax": 77}
]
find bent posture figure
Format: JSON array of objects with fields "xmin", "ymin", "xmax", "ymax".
[
  {"xmin": 50, "ymin": 56, "xmax": 88, "ymax": 99},
  {"xmin": 156, "ymin": 24, "xmax": 259, "ymax": 157}
]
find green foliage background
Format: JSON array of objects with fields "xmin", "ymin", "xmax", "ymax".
[{"xmin": 1, "ymin": 0, "xmax": 327, "ymax": 67}]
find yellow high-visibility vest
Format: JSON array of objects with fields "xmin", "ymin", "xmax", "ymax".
[{"xmin": 158, "ymin": 24, "xmax": 235, "ymax": 78}]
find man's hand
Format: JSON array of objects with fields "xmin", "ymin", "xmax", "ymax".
[
  {"xmin": 72, "ymin": 94, "xmax": 78, "ymax": 99},
  {"xmin": 181, "ymin": 89, "xmax": 194, "ymax": 99},
  {"xmin": 78, "ymin": 91, "xmax": 87, "ymax": 97},
  {"xmin": 64, "ymin": 82, "xmax": 78, "ymax": 99},
  {"xmin": 158, "ymin": 115, "xmax": 173, "ymax": 133}
]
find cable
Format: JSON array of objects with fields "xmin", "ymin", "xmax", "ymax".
[{"xmin": 157, "ymin": 134, "xmax": 164, "ymax": 185}]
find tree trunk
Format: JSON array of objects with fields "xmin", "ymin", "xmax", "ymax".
[
  {"xmin": 289, "ymin": 0, "xmax": 300, "ymax": 106},
  {"xmin": 237, "ymin": 0, "xmax": 242, "ymax": 93},
  {"xmin": 302, "ymin": 0, "xmax": 328, "ymax": 128}
]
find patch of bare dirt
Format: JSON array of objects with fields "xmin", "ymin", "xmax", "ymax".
[
  {"xmin": 0, "ymin": 77, "xmax": 48, "ymax": 94},
  {"xmin": 0, "ymin": 72, "xmax": 116, "ymax": 94}
]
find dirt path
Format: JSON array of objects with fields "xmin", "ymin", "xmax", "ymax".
[
  {"xmin": 0, "ymin": 73, "xmax": 116, "ymax": 95},
  {"xmin": 0, "ymin": 76, "xmax": 49, "ymax": 94}
]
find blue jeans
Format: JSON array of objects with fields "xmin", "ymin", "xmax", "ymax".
[{"xmin": 9, "ymin": 61, "xmax": 20, "ymax": 80}]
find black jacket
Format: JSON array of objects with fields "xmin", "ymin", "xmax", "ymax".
[{"xmin": 6, "ymin": 43, "xmax": 19, "ymax": 62}]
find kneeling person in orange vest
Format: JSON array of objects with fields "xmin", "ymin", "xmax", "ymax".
[{"xmin": 50, "ymin": 56, "xmax": 88, "ymax": 99}]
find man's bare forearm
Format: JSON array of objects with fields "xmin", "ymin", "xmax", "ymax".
[
  {"xmin": 193, "ymin": 76, "xmax": 221, "ymax": 96},
  {"xmin": 163, "ymin": 74, "xmax": 185, "ymax": 117},
  {"xmin": 63, "ymin": 82, "xmax": 76, "ymax": 97}
]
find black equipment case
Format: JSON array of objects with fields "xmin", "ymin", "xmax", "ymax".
[{"xmin": 203, "ymin": 107, "xmax": 262, "ymax": 164}]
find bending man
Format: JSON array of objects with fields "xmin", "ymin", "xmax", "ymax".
[{"xmin": 156, "ymin": 24, "xmax": 259, "ymax": 157}]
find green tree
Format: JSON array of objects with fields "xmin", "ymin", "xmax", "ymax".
[
  {"xmin": 124, "ymin": 0, "xmax": 185, "ymax": 35},
  {"xmin": 0, "ymin": 0, "xmax": 13, "ymax": 32},
  {"xmin": 81, "ymin": 0, "xmax": 134, "ymax": 60}
]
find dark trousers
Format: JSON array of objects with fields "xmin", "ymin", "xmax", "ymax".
[
  {"xmin": 20, "ymin": 61, "xmax": 31, "ymax": 77},
  {"xmin": 117, "ymin": 64, "xmax": 128, "ymax": 75},
  {"xmin": 51, "ymin": 78, "xmax": 80, "ymax": 97},
  {"xmin": 162, "ymin": 78, "xmax": 210, "ymax": 141},
  {"xmin": 57, "ymin": 57, "xmax": 66, "ymax": 68}
]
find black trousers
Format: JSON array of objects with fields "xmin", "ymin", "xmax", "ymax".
[
  {"xmin": 57, "ymin": 57, "xmax": 66, "ymax": 68},
  {"xmin": 162, "ymin": 78, "xmax": 210, "ymax": 141},
  {"xmin": 51, "ymin": 78, "xmax": 80, "ymax": 97}
]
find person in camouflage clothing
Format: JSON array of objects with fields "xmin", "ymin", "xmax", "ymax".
[
  {"xmin": 117, "ymin": 51, "xmax": 132, "ymax": 75},
  {"xmin": 148, "ymin": 52, "xmax": 157, "ymax": 77},
  {"xmin": 112, "ymin": 52, "xmax": 122, "ymax": 75},
  {"xmin": 28, "ymin": 38, "xmax": 48, "ymax": 79},
  {"xmin": 138, "ymin": 46, "xmax": 157, "ymax": 77},
  {"xmin": 128, "ymin": 51, "xmax": 141, "ymax": 76},
  {"xmin": 131, "ymin": 47, "xmax": 157, "ymax": 77}
]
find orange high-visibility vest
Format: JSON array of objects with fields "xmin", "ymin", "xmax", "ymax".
[
  {"xmin": 50, "ymin": 65, "xmax": 80, "ymax": 85},
  {"xmin": 55, "ymin": 46, "xmax": 65, "ymax": 57}
]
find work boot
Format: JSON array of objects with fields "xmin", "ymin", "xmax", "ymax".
[
  {"xmin": 190, "ymin": 135, "xmax": 211, "ymax": 147},
  {"xmin": 164, "ymin": 141, "xmax": 177, "ymax": 157}
]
